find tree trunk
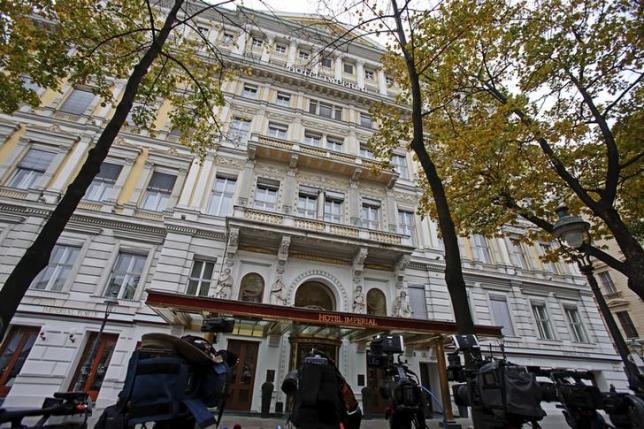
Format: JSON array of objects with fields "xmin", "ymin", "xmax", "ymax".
[
  {"xmin": 390, "ymin": 0, "xmax": 474, "ymax": 335},
  {"xmin": 0, "ymin": 0, "xmax": 185, "ymax": 339}
]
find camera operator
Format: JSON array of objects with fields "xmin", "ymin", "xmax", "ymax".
[{"xmin": 281, "ymin": 349, "xmax": 362, "ymax": 429}]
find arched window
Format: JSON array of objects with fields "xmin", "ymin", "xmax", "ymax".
[
  {"xmin": 294, "ymin": 281, "xmax": 335, "ymax": 311},
  {"xmin": 239, "ymin": 273, "xmax": 264, "ymax": 303},
  {"xmin": 367, "ymin": 289, "xmax": 386, "ymax": 316}
]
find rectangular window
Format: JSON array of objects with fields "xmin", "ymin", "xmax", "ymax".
[
  {"xmin": 308, "ymin": 99, "xmax": 342, "ymax": 120},
  {"xmin": 508, "ymin": 238, "xmax": 529, "ymax": 269},
  {"xmin": 105, "ymin": 252, "xmax": 147, "ymax": 300},
  {"xmin": 0, "ymin": 326, "xmax": 39, "ymax": 398},
  {"xmin": 616, "ymin": 311, "xmax": 639, "ymax": 338},
  {"xmin": 398, "ymin": 210, "xmax": 415, "ymax": 237},
  {"xmin": 8, "ymin": 148, "xmax": 55, "ymax": 190},
  {"xmin": 490, "ymin": 296, "xmax": 515, "ymax": 337},
  {"xmin": 360, "ymin": 113, "xmax": 372, "ymax": 128},
  {"xmin": 392, "ymin": 154, "xmax": 409, "ymax": 179},
  {"xmin": 359, "ymin": 145, "xmax": 374, "ymax": 159},
  {"xmin": 268, "ymin": 122, "xmax": 288, "ymax": 139},
  {"xmin": 319, "ymin": 103, "xmax": 333, "ymax": 118},
  {"xmin": 298, "ymin": 187, "xmax": 318, "ymax": 219},
  {"xmin": 408, "ymin": 287, "xmax": 428, "ymax": 319},
  {"xmin": 386, "ymin": 76, "xmax": 394, "ymax": 86},
  {"xmin": 540, "ymin": 244, "xmax": 559, "ymax": 273},
  {"xmin": 564, "ymin": 307, "xmax": 588, "ymax": 343},
  {"xmin": 321, "ymin": 57, "xmax": 333, "ymax": 68},
  {"xmin": 472, "ymin": 235, "xmax": 492, "ymax": 264},
  {"xmin": 223, "ymin": 32, "xmax": 234, "ymax": 44},
  {"xmin": 197, "ymin": 26, "xmax": 209, "ymax": 35},
  {"xmin": 275, "ymin": 43, "xmax": 287, "ymax": 54},
  {"xmin": 343, "ymin": 62, "xmax": 354, "ymax": 74},
  {"xmin": 251, "ymin": 38, "xmax": 263, "ymax": 49},
  {"xmin": 31, "ymin": 244, "xmax": 80, "ymax": 291},
  {"xmin": 531, "ymin": 303, "xmax": 554, "ymax": 340},
  {"xmin": 326, "ymin": 136, "xmax": 343, "ymax": 152},
  {"xmin": 69, "ymin": 332, "xmax": 118, "ymax": 402},
  {"xmin": 229, "ymin": 117, "xmax": 251, "ymax": 144},
  {"xmin": 304, "ymin": 131, "xmax": 322, "ymax": 147},
  {"xmin": 242, "ymin": 83, "xmax": 258, "ymax": 99},
  {"xmin": 365, "ymin": 70, "xmax": 375, "ymax": 80},
  {"xmin": 298, "ymin": 50, "xmax": 310, "ymax": 60},
  {"xmin": 85, "ymin": 162, "xmax": 122, "ymax": 202},
  {"xmin": 275, "ymin": 92, "xmax": 291, "ymax": 107},
  {"xmin": 324, "ymin": 193, "xmax": 343, "ymax": 223},
  {"xmin": 60, "ymin": 88, "xmax": 94, "ymax": 115},
  {"xmin": 361, "ymin": 201, "xmax": 380, "ymax": 230},
  {"xmin": 186, "ymin": 259, "xmax": 215, "ymax": 296},
  {"xmin": 598, "ymin": 272, "xmax": 618, "ymax": 295},
  {"xmin": 255, "ymin": 180, "xmax": 279, "ymax": 211},
  {"xmin": 208, "ymin": 175, "xmax": 236, "ymax": 216},
  {"xmin": 142, "ymin": 172, "xmax": 176, "ymax": 212}
]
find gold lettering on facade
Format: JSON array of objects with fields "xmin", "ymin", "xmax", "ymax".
[{"xmin": 318, "ymin": 313, "xmax": 378, "ymax": 327}]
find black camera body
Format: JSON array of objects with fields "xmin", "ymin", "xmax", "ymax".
[{"xmin": 201, "ymin": 317, "xmax": 235, "ymax": 333}]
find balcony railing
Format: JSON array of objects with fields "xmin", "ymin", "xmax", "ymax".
[{"xmin": 232, "ymin": 205, "xmax": 412, "ymax": 247}]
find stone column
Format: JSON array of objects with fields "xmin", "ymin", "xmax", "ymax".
[
  {"xmin": 261, "ymin": 35, "xmax": 273, "ymax": 63},
  {"xmin": 287, "ymin": 39, "xmax": 298, "ymax": 67},
  {"xmin": 356, "ymin": 60, "xmax": 365, "ymax": 89},
  {"xmin": 335, "ymin": 55, "xmax": 343, "ymax": 80},
  {"xmin": 377, "ymin": 69, "xmax": 388, "ymax": 95},
  {"xmin": 384, "ymin": 189, "xmax": 398, "ymax": 232},
  {"xmin": 234, "ymin": 31, "xmax": 247, "ymax": 55},
  {"xmin": 348, "ymin": 180, "xmax": 360, "ymax": 226},
  {"xmin": 189, "ymin": 155, "xmax": 214, "ymax": 210},
  {"xmin": 48, "ymin": 136, "xmax": 91, "ymax": 192},
  {"xmin": 177, "ymin": 158, "xmax": 202, "ymax": 208},
  {"xmin": 282, "ymin": 168, "xmax": 297, "ymax": 214},
  {"xmin": 116, "ymin": 147, "xmax": 149, "ymax": 206},
  {"xmin": 235, "ymin": 160, "xmax": 256, "ymax": 207}
]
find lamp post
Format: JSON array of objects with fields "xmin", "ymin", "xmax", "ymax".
[
  {"xmin": 553, "ymin": 206, "xmax": 643, "ymax": 394},
  {"xmin": 76, "ymin": 295, "xmax": 118, "ymax": 393}
]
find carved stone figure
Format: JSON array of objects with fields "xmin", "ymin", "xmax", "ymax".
[
  {"xmin": 270, "ymin": 276, "xmax": 288, "ymax": 305},
  {"xmin": 353, "ymin": 285, "xmax": 366, "ymax": 313},
  {"xmin": 393, "ymin": 290, "xmax": 412, "ymax": 318},
  {"xmin": 215, "ymin": 267, "xmax": 233, "ymax": 299}
]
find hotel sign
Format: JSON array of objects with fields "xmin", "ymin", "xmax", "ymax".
[
  {"xmin": 318, "ymin": 312, "xmax": 378, "ymax": 327},
  {"xmin": 286, "ymin": 65, "xmax": 368, "ymax": 93}
]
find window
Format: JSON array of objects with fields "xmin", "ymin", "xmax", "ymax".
[
  {"xmin": 229, "ymin": 117, "xmax": 251, "ymax": 144},
  {"xmin": 31, "ymin": 244, "xmax": 80, "ymax": 291},
  {"xmin": 255, "ymin": 180, "xmax": 279, "ymax": 211},
  {"xmin": 398, "ymin": 210, "xmax": 415, "ymax": 237},
  {"xmin": 242, "ymin": 84, "xmax": 258, "ymax": 99},
  {"xmin": 275, "ymin": 92, "xmax": 291, "ymax": 107},
  {"xmin": 616, "ymin": 311, "xmax": 639, "ymax": 339},
  {"xmin": 392, "ymin": 154, "xmax": 409, "ymax": 179},
  {"xmin": 298, "ymin": 187, "xmax": 318, "ymax": 219},
  {"xmin": 208, "ymin": 175, "xmax": 236, "ymax": 216},
  {"xmin": 490, "ymin": 296, "xmax": 515, "ymax": 337},
  {"xmin": 365, "ymin": 70, "xmax": 375, "ymax": 80},
  {"xmin": 386, "ymin": 76, "xmax": 394, "ymax": 86},
  {"xmin": 598, "ymin": 272, "xmax": 618, "ymax": 295},
  {"xmin": 275, "ymin": 43, "xmax": 287, "ymax": 54},
  {"xmin": 304, "ymin": 131, "xmax": 322, "ymax": 147},
  {"xmin": 359, "ymin": 145, "xmax": 374, "ymax": 159},
  {"xmin": 472, "ymin": 235, "xmax": 492, "ymax": 263},
  {"xmin": 298, "ymin": 50, "xmax": 310, "ymax": 60},
  {"xmin": 142, "ymin": 172, "xmax": 176, "ymax": 211},
  {"xmin": 21, "ymin": 76, "xmax": 42, "ymax": 93},
  {"xmin": 324, "ymin": 193, "xmax": 343, "ymax": 223},
  {"xmin": 7, "ymin": 148, "xmax": 55, "ymax": 189},
  {"xmin": 321, "ymin": 57, "xmax": 333, "ymax": 68},
  {"xmin": 239, "ymin": 273, "xmax": 264, "ymax": 303},
  {"xmin": 223, "ymin": 32, "xmax": 235, "ymax": 44},
  {"xmin": 360, "ymin": 113, "xmax": 372, "ymax": 128},
  {"xmin": 105, "ymin": 252, "xmax": 147, "ymax": 299},
  {"xmin": 268, "ymin": 122, "xmax": 288, "ymax": 139},
  {"xmin": 408, "ymin": 287, "xmax": 428, "ymax": 319},
  {"xmin": 59, "ymin": 88, "xmax": 94, "ymax": 115},
  {"xmin": 197, "ymin": 26, "xmax": 209, "ymax": 35},
  {"xmin": 343, "ymin": 62, "xmax": 354, "ymax": 74},
  {"xmin": 326, "ymin": 136, "xmax": 343, "ymax": 152},
  {"xmin": 69, "ymin": 332, "xmax": 118, "ymax": 402},
  {"xmin": 85, "ymin": 162, "xmax": 122, "ymax": 201},
  {"xmin": 540, "ymin": 244, "xmax": 559, "ymax": 273},
  {"xmin": 0, "ymin": 326, "xmax": 39, "ymax": 398},
  {"xmin": 564, "ymin": 307, "xmax": 588, "ymax": 343},
  {"xmin": 367, "ymin": 289, "xmax": 387, "ymax": 316},
  {"xmin": 186, "ymin": 259, "xmax": 215, "ymax": 296},
  {"xmin": 361, "ymin": 200, "xmax": 380, "ymax": 230},
  {"xmin": 251, "ymin": 38, "xmax": 263, "ymax": 49},
  {"xmin": 531, "ymin": 303, "xmax": 554, "ymax": 340},
  {"xmin": 308, "ymin": 100, "xmax": 342, "ymax": 120},
  {"xmin": 508, "ymin": 238, "xmax": 529, "ymax": 269}
]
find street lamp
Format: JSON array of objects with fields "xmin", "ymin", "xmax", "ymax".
[
  {"xmin": 75, "ymin": 295, "xmax": 118, "ymax": 394},
  {"xmin": 553, "ymin": 206, "xmax": 643, "ymax": 394}
]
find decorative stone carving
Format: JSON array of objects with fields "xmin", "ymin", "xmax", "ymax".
[
  {"xmin": 214, "ymin": 266, "xmax": 233, "ymax": 299},
  {"xmin": 278, "ymin": 236, "xmax": 291, "ymax": 262},
  {"xmin": 227, "ymin": 228, "xmax": 239, "ymax": 256},
  {"xmin": 392, "ymin": 289, "xmax": 412, "ymax": 318},
  {"xmin": 352, "ymin": 284, "xmax": 366, "ymax": 313},
  {"xmin": 271, "ymin": 265, "xmax": 288, "ymax": 305}
]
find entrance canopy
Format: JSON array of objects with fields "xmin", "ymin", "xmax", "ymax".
[{"xmin": 145, "ymin": 289, "xmax": 502, "ymax": 346}]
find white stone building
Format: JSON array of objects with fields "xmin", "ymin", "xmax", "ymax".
[{"xmin": 0, "ymin": 4, "xmax": 626, "ymax": 418}]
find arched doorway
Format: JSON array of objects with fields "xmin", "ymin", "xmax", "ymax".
[{"xmin": 290, "ymin": 280, "xmax": 340, "ymax": 371}]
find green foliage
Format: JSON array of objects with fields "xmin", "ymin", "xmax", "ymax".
[
  {"xmin": 371, "ymin": 0, "xmax": 643, "ymax": 253},
  {"xmin": 0, "ymin": 0, "xmax": 232, "ymax": 156}
]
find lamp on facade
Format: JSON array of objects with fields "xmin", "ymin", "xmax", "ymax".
[{"xmin": 553, "ymin": 206, "xmax": 643, "ymax": 394}]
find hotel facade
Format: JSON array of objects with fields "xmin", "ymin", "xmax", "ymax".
[{"xmin": 0, "ymin": 4, "xmax": 627, "ymax": 417}]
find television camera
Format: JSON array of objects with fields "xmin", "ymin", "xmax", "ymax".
[
  {"xmin": 447, "ymin": 334, "xmax": 644, "ymax": 429},
  {"xmin": 367, "ymin": 334, "xmax": 428, "ymax": 429}
]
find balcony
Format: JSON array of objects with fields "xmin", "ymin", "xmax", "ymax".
[
  {"xmin": 248, "ymin": 134, "xmax": 398, "ymax": 187},
  {"xmin": 228, "ymin": 205, "xmax": 414, "ymax": 267}
]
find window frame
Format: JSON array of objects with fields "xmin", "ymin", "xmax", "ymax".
[
  {"xmin": 531, "ymin": 302, "xmax": 555, "ymax": 340},
  {"xmin": 616, "ymin": 311, "xmax": 639, "ymax": 339},
  {"xmin": 472, "ymin": 234, "xmax": 493, "ymax": 264},
  {"xmin": 254, "ymin": 179, "xmax": 279, "ymax": 211},
  {"xmin": 303, "ymin": 131, "xmax": 322, "ymax": 147},
  {"xmin": 7, "ymin": 147, "xmax": 57, "ymax": 190},
  {"xmin": 229, "ymin": 116, "xmax": 252, "ymax": 144},
  {"xmin": 489, "ymin": 295, "xmax": 516, "ymax": 337},
  {"xmin": 361, "ymin": 201, "xmax": 381, "ymax": 230},
  {"xmin": 267, "ymin": 122, "xmax": 288, "ymax": 139},
  {"xmin": 598, "ymin": 271, "xmax": 618, "ymax": 295},
  {"xmin": 308, "ymin": 99, "xmax": 342, "ymax": 120},
  {"xmin": 222, "ymin": 32, "xmax": 235, "ymax": 45},
  {"xmin": 141, "ymin": 171, "xmax": 177, "ymax": 212},
  {"xmin": 359, "ymin": 113, "xmax": 372, "ymax": 128},
  {"xmin": 343, "ymin": 62, "xmax": 354, "ymax": 74},
  {"xmin": 323, "ymin": 194, "xmax": 343, "ymax": 223},
  {"xmin": 392, "ymin": 154, "xmax": 409, "ymax": 180},
  {"xmin": 84, "ymin": 162, "xmax": 122, "ymax": 202},
  {"xmin": 365, "ymin": 70, "xmax": 375, "ymax": 80},
  {"xmin": 208, "ymin": 175, "xmax": 237, "ymax": 216},
  {"xmin": 359, "ymin": 145, "xmax": 375, "ymax": 159},
  {"xmin": 275, "ymin": 92, "xmax": 291, "ymax": 107},
  {"xmin": 59, "ymin": 87, "xmax": 95, "ymax": 116},
  {"xmin": 0, "ymin": 325, "xmax": 40, "ymax": 398},
  {"xmin": 408, "ymin": 286, "xmax": 428, "ymax": 319},
  {"xmin": 186, "ymin": 258, "xmax": 216, "ymax": 297},
  {"xmin": 397, "ymin": 209, "xmax": 416, "ymax": 237},
  {"xmin": 274, "ymin": 43, "xmax": 287, "ymax": 54},
  {"xmin": 251, "ymin": 38, "xmax": 264, "ymax": 49},
  {"xmin": 564, "ymin": 306, "xmax": 588, "ymax": 343},
  {"xmin": 297, "ymin": 189, "xmax": 318, "ymax": 219},
  {"xmin": 31, "ymin": 244, "xmax": 81, "ymax": 292},
  {"xmin": 326, "ymin": 136, "xmax": 344, "ymax": 152},
  {"xmin": 104, "ymin": 251, "xmax": 149, "ymax": 300},
  {"xmin": 242, "ymin": 83, "xmax": 258, "ymax": 99}
]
